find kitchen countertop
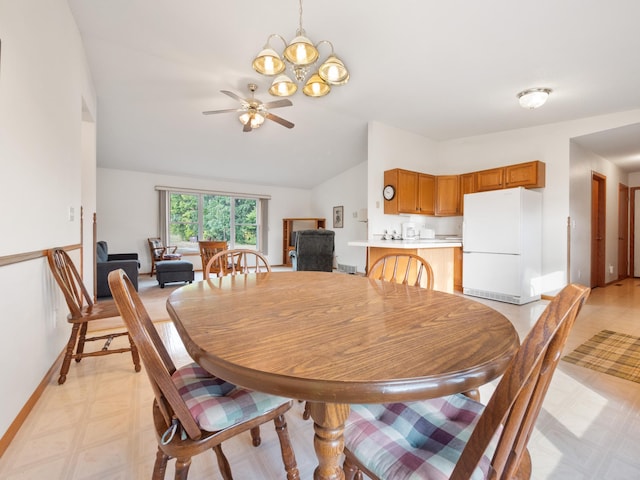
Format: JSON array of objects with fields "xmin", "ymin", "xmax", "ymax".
[{"xmin": 348, "ymin": 238, "xmax": 463, "ymax": 249}]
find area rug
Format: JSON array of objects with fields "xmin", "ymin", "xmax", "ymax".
[{"xmin": 562, "ymin": 329, "xmax": 640, "ymax": 383}]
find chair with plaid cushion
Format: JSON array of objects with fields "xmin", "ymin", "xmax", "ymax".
[
  {"xmin": 342, "ymin": 283, "xmax": 590, "ymax": 480},
  {"xmin": 108, "ymin": 269, "xmax": 299, "ymax": 480}
]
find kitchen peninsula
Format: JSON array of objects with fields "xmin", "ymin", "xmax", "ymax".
[{"xmin": 348, "ymin": 238, "xmax": 463, "ymax": 292}]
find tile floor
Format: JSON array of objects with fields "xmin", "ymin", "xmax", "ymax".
[{"xmin": 1, "ymin": 274, "xmax": 639, "ymax": 479}]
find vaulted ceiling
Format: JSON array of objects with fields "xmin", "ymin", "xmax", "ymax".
[{"xmin": 68, "ymin": 0, "xmax": 640, "ymax": 189}]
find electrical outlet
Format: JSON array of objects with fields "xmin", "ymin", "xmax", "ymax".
[{"xmin": 609, "ymin": 265, "xmax": 614, "ymax": 274}]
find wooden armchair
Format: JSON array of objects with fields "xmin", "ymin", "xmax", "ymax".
[
  {"xmin": 46, "ymin": 248, "xmax": 140, "ymax": 384},
  {"xmin": 198, "ymin": 240, "xmax": 228, "ymax": 277},
  {"xmin": 205, "ymin": 249, "xmax": 271, "ymax": 277},
  {"xmin": 108, "ymin": 269, "xmax": 299, "ymax": 480},
  {"xmin": 147, "ymin": 237, "xmax": 182, "ymax": 277},
  {"xmin": 342, "ymin": 283, "xmax": 590, "ymax": 480}
]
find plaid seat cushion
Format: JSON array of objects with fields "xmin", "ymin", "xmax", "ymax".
[
  {"xmin": 172, "ymin": 363, "xmax": 291, "ymax": 432},
  {"xmin": 345, "ymin": 394, "xmax": 494, "ymax": 480}
]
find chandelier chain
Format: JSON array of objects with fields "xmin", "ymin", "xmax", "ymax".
[{"xmin": 297, "ymin": 0, "xmax": 305, "ymax": 36}]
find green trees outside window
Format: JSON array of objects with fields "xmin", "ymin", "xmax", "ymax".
[{"xmin": 169, "ymin": 193, "xmax": 259, "ymax": 251}]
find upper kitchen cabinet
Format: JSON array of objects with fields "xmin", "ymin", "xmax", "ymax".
[
  {"xmin": 459, "ymin": 173, "xmax": 476, "ymax": 214},
  {"xmin": 476, "ymin": 167, "xmax": 505, "ymax": 192},
  {"xmin": 418, "ymin": 173, "xmax": 436, "ymax": 215},
  {"xmin": 384, "ymin": 161, "xmax": 544, "ymax": 217},
  {"xmin": 435, "ymin": 175, "xmax": 460, "ymax": 216},
  {"xmin": 504, "ymin": 161, "xmax": 545, "ymax": 189},
  {"xmin": 476, "ymin": 161, "xmax": 545, "ymax": 192},
  {"xmin": 384, "ymin": 169, "xmax": 435, "ymax": 214}
]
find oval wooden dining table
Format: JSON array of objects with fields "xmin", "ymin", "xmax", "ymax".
[{"xmin": 166, "ymin": 271, "xmax": 520, "ymax": 480}]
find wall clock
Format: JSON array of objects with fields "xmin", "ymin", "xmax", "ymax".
[{"xmin": 383, "ymin": 184, "xmax": 395, "ymax": 201}]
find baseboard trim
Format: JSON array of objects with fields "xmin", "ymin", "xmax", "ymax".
[{"xmin": 0, "ymin": 352, "xmax": 63, "ymax": 458}]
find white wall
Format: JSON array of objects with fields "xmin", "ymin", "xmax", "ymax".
[
  {"xmin": 0, "ymin": 0, "xmax": 96, "ymax": 438},
  {"xmin": 569, "ymin": 142, "xmax": 628, "ymax": 284},
  {"xmin": 367, "ymin": 122, "xmax": 440, "ymax": 239},
  {"xmin": 310, "ymin": 161, "xmax": 368, "ymax": 272},
  {"xmin": 97, "ymin": 168, "xmax": 313, "ymax": 271}
]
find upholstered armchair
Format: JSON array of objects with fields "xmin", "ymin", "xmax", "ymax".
[
  {"xmin": 96, "ymin": 241, "xmax": 139, "ymax": 297},
  {"xmin": 289, "ymin": 229, "xmax": 335, "ymax": 272}
]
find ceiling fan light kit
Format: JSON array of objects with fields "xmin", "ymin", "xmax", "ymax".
[
  {"xmin": 252, "ymin": 0, "xmax": 349, "ymax": 98},
  {"xmin": 203, "ymin": 83, "xmax": 294, "ymax": 132},
  {"xmin": 517, "ymin": 88, "xmax": 552, "ymax": 109}
]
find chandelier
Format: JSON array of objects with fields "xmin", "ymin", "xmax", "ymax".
[{"xmin": 251, "ymin": 0, "xmax": 349, "ymax": 98}]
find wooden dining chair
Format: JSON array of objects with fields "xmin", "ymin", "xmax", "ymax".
[
  {"xmin": 205, "ymin": 249, "xmax": 271, "ymax": 278},
  {"xmin": 342, "ymin": 283, "xmax": 590, "ymax": 480},
  {"xmin": 107, "ymin": 269, "xmax": 299, "ymax": 480},
  {"xmin": 198, "ymin": 240, "xmax": 228, "ymax": 277},
  {"xmin": 46, "ymin": 248, "xmax": 140, "ymax": 385},
  {"xmin": 148, "ymin": 237, "xmax": 183, "ymax": 277},
  {"xmin": 367, "ymin": 253, "xmax": 435, "ymax": 290}
]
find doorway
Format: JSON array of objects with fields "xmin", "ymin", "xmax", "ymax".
[
  {"xmin": 591, "ymin": 172, "xmax": 606, "ymax": 288},
  {"xmin": 633, "ymin": 187, "xmax": 640, "ymax": 277},
  {"xmin": 618, "ymin": 184, "xmax": 629, "ymax": 280}
]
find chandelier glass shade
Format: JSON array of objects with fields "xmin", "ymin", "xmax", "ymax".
[{"xmin": 252, "ymin": 0, "xmax": 349, "ymax": 98}]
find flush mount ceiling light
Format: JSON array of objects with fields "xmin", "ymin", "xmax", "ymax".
[
  {"xmin": 251, "ymin": 0, "xmax": 349, "ymax": 98},
  {"xmin": 517, "ymin": 88, "xmax": 552, "ymax": 109}
]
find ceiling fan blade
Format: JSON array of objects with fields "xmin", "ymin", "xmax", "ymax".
[
  {"xmin": 221, "ymin": 90, "xmax": 249, "ymax": 104},
  {"xmin": 266, "ymin": 113, "xmax": 294, "ymax": 129},
  {"xmin": 202, "ymin": 108, "xmax": 240, "ymax": 115},
  {"xmin": 243, "ymin": 122, "xmax": 253, "ymax": 133},
  {"xmin": 262, "ymin": 99, "xmax": 293, "ymax": 109}
]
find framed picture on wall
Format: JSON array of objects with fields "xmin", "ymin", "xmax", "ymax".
[{"xmin": 333, "ymin": 206, "xmax": 344, "ymax": 228}]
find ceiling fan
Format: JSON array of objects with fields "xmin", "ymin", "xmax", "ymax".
[{"xmin": 202, "ymin": 83, "xmax": 294, "ymax": 132}]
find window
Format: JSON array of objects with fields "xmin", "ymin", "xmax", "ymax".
[{"xmin": 165, "ymin": 191, "xmax": 266, "ymax": 253}]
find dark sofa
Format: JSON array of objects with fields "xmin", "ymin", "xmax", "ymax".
[{"xmin": 96, "ymin": 240, "xmax": 139, "ymax": 297}]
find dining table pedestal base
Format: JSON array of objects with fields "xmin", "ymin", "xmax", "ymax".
[{"xmin": 309, "ymin": 402, "xmax": 350, "ymax": 480}]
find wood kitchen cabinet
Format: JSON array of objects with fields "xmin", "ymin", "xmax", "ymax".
[
  {"xmin": 384, "ymin": 169, "xmax": 434, "ymax": 214},
  {"xmin": 476, "ymin": 161, "xmax": 545, "ymax": 192},
  {"xmin": 435, "ymin": 175, "xmax": 459, "ymax": 216},
  {"xmin": 383, "ymin": 161, "xmax": 544, "ymax": 217},
  {"xmin": 476, "ymin": 167, "xmax": 505, "ymax": 191},
  {"xmin": 418, "ymin": 173, "xmax": 435, "ymax": 215},
  {"xmin": 397, "ymin": 169, "xmax": 418, "ymax": 213},
  {"xmin": 459, "ymin": 173, "xmax": 476, "ymax": 214},
  {"xmin": 504, "ymin": 161, "xmax": 545, "ymax": 188},
  {"xmin": 453, "ymin": 246, "xmax": 463, "ymax": 292}
]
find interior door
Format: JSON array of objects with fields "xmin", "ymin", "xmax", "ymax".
[
  {"xmin": 591, "ymin": 173, "xmax": 606, "ymax": 288},
  {"xmin": 618, "ymin": 184, "xmax": 629, "ymax": 279},
  {"xmin": 635, "ymin": 188, "xmax": 640, "ymax": 277}
]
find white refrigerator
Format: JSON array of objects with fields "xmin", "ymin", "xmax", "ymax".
[{"xmin": 462, "ymin": 187, "xmax": 542, "ymax": 305}]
